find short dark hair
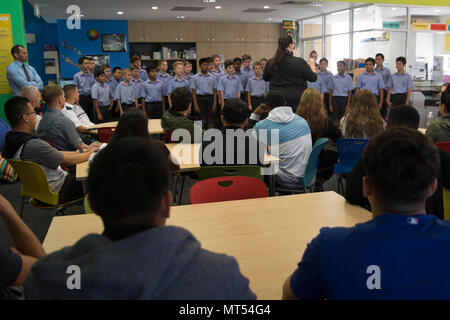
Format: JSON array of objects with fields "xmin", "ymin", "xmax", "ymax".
[
  {"xmin": 94, "ymin": 66, "xmax": 105, "ymax": 78},
  {"xmin": 212, "ymin": 54, "xmax": 220, "ymax": 61},
  {"xmin": 224, "ymin": 59, "xmax": 234, "ymax": 69},
  {"xmin": 87, "ymin": 137, "xmax": 169, "ymax": 227},
  {"xmin": 309, "ymin": 50, "xmax": 317, "ymax": 57},
  {"xmin": 4, "ymin": 96, "xmax": 31, "ymax": 127},
  {"xmin": 365, "ymin": 57, "xmax": 375, "ymax": 65},
  {"xmin": 387, "ymin": 105, "xmax": 419, "ymax": 129},
  {"xmin": 242, "ymin": 54, "xmax": 252, "ymax": 62},
  {"xmin": 199, "ymin": 57, "xmax": 209, "ymax": 65},
  {"xmin": 441, "ymin": 89, "xmax": 450, "ymax": 113},
  {"xmin": 11, "ymin": 45, "xmax": 24, "ymax": 58},
  {"xmin": 319, "ymin": 58, "xmax": 328, "ymax": 64},
  {"xmin": 375, "ymin": 53, "xmax": 385, "ymax": 60},
  {"xmin": 111, "ymin": 109, "xmax": 150, "ymax": 143},
  {"xmin": 260, "ymin": 58, "xmax": 268, "ymax": 62},
  {"xmin": 206, "ymin": 57, "xmax": 213, "ymax": 63},
  {"xmin": 171, "ymin": 87, "xmax": 192, "ymax": 112},
  {"xmin": 147, "ymin": 67, "xmax": 157, "ymax": 73},
  {"xmin": 222, "ymin": 99, "xmax": 249, "ymax": 125},
  {"xmin": 41, "ymin": 84, "xmax": 64, "ymax": 105},
  {"xmin": 337, "ymin": 60, "xmax": 346, "ymax": 67},
  {"xmin": 396, "ymin": 56, "xmax": 406, "ymax": 65},
  {"xmin": 78, "ymin": 56, "xmax": 88, "ymax": 65},
  {"xmin": 112, "ymin": 66, "xmax": 122, "ymax": 73},
  {"xmin": 362, "ymin": 127, "xmax": 440, "ymax": 206},
  {"xmin": 63, "ymin": 84, "xmax": 78, "ymax": 98},
  {"xmin": 130, "ymin": 55, "xmax": 141, "ymax": 64},
  {"xmin": 233, "ymin": 57, "xmax": 242, "ymax": 64},
  {"xmin": 265, "ymin": 91, "xmax": 286, "ymax": 109}
]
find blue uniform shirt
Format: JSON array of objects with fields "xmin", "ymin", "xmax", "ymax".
[
  {"xmin": 91, "ymin": 82, "xmax": 112, "ymax": 106},
  {"xmin": 114, "ymin": 81, "xmax": 136, "ymax": 104},
  {"xmin": 141, "ymin": 79, "xmax": 163, "ymax": 102},
  {"xmin": 217, "ymin": 75, "xmax": 244, "ymax": 99},
  {"xmin": 355, "ymin": 72, "xmax": 385, "ymax": 95},
  {"xmin": 374, "ymin": 66, "xmax": 392, "ymax": 87},
  {"xmin": 242, "ymin": 67, "xmax": 255, "ymax": 79},
  {"xmin": 167, "ymin": 77, "xmax": 190, "ymax": 95},
  {"xmin": 190, "ymin": 73, "xmax": 217, "ymax": 95},
  {"xmin": 234, "ymin": 72, "xmax": 249, "ymax": 92},
  {"xmin": 331, "ymin": 73, "xmax": 354, "ymax": 97},
  {"xmin": 307, "ymin": 78, "xmax": 325, "ymax": 94},
  {"xmin": 6, "ymin": 60, "xmax": 44, "ymax": 96},
  {"xmin": 246, "ymin": 77, "xmax": 269, "ymax": 97},
  {"xmin": 106, "ymin": 78, "xmax": 120, "ymax": 97},
  {"xmin": 139, "ymin": 68, "xmax": 149, "ymax": 82},
  {"xmin": 387, "ymin": 72, "xmax": 413, "ymax": 94},
  {"xmin": 290, "ymin": 213, "xmax": 450, "ymax": 300},
  {"xmin": 131, "ymin": 78, "xmax": 144, "ymax": 100},
  {"xmin": 317, "ymin": 70, "xmax": 334, "ymax": 94},
  {"xmin": 212, "ymin": 69, "xmax": 225, "ymax": 81},
  {"xmin": 157, "ymin": 72, "xmax": 172, "ymax": 96},
  {"xmin": 73, "ymin": 71, "xmax": 96, "ymax": 95}
]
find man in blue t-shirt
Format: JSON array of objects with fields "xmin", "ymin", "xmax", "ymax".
[{"xmin": 283, "ymin": 126, "xmax": 450, "ymax": 300}]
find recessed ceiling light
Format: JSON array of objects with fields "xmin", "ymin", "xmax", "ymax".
[
  {"xmin": 215, "ymin": 6, "xmax": 221, "ymax": 9},
  {"xmin": 312, "ymin": 2, "xmax": 323, "ymax": 7},
  {"xmin": 264, "ymin": 5, "xmax": 270, "ymax": 9},
  {"xmin": 203, "ymin": 0, "xmax": 216, "ymax": 2},
  {"xmin": 435, "ymin": 9, "xmax": 440, "ymax": 12},
  {"xmin": 152, "ymin": 6, "xmax": 158, "ymax": 10},
  {"xmin": 392, "ymin": 7, "xmax": 397, "ymax": 10},
  {"xmin": 177, "ymin": 15, "xmax": 185, "ymax": 19},
  {"xmin": 267, "ymin": 17, "xmax": 272, "ymax": 21},
  {"xmin": 117, "ymin": 11, "xmax": 124, "ymax": 15}
]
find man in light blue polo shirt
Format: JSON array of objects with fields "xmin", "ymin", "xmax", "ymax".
[
  {"xmin": 6, "ymin": 45, "xmax": 43, "ymax": 96},
  {"xmin": 374, "ymin": 53, "xmax": 392, "ymax": 118},
  {"xmin": 283, "ymin": 126, "xmax": 450, "ymax": 300},
  {"xmin": 355, "ymin": 57, "xmax": 385, "ymax": 111},
  {"xmin": 329, "ymin": 60, "xmax": 353, "ymax": 124}
]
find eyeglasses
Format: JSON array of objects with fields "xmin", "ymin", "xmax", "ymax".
[{"xmin": 23, "ymin": 112, "xmax": 36, "ymax": 116}]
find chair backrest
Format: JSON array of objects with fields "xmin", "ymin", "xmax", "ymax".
[
  {"xmin": 163, "ymin": 130, "xmax": 173, "ymax": 143},
  {"xmin": 334, "ymin": 138, "xmax": 369, "ymax": 174},
  {"xmin": 8, "ymin": 159, "xmax": 59, "ymax": 205},
  {"xmin": 197, "ymin": 165, "xmax": 263, "ymax": 181},
  {"xmin": 98, "ymin": 127, "xmax": 115, "ymax": 143},
  {"xmin": 436, "ymin": 142, "xmax": 450, "ymax": 154},
  {"xmin": 443, "ymin": 188, "xmax": 450, "ymax": 221},
  {"xmin": 0, "ymin": 118, "xmax": 11, "ymax": 151},
  {"xmin": 190, "ymin": 176, "xmax": 268, "ymax": 204},
  {"xmin": 84, "ymin": 194, "xmax": 94, "ymax": 214},
  {"xmin": 302, "ymin": 138, "xmax": 329, "ymax": 186}
]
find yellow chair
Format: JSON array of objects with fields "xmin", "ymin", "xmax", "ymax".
[
  {"xmin": 444, "ymin": 187, "xmax": 450, "ymax": 221},
  {"xmin": 8, "ymin": 159, "xmax": 83, "ymax": 218},
  {"xmin": 83, "ymin": 194, "xmax": 94, "ymax": 214}
]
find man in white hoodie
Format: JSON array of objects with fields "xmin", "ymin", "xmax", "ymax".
[{"xmin": 251, "ymin": 91, "xmax": 312, "ymax": 188}]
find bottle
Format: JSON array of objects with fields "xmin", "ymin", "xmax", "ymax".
[{"xmin": 426, "ymin": 111, "xmax": 433, "ymax": 126}]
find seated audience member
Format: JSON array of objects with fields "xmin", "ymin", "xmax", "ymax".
[
  {"xmin": 24, "ymin": 137, "xmax": 256, "ymax": 300},
  {"xmin": 0, "ymin": 194, "xmax": 45, "ymax": 299},
  {"xmin": 296, "ymin": 88, "xmax": 341, "ymax": 185},
  {"xmin": 37, "ymin": 84, "xmax": 91, "ymax": 151},
  {"xmin": 161, "ymin": 87, "xmax": 203, "ymax": 142},
  {"xmin": 110, "ymin": 109, "xmax": 179, "ymax": 171},
  {"xmin": 283, "ymin": 126, "xmax": 450, "ymax": 300},
  {"xmin": 426, "ymin": 87, "xmax": 450, "ymax": 143},
  {"xmin": 201, "ymin": 98, "xmax": 265, "ymax": 166},
  {"xmin": 251, "ymin": 91, "xmax": 312, "ymax": 188},
  {"xmin": 340, "ymin": 89, "xmax": 386, "ymax": 139},
  {"xmin": 2, "ymin": 97, "xmax": 97, "ymax": 204},
  {"xmin": 19, "ymin": 86, "xmax": 42, "ymax": 129},
  {"xmin": 345, "ymin": 105, "xmax": 450, "ymax": 218}
]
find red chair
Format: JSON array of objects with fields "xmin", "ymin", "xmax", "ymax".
[
  {"xmin": 98, "ymin": 127, "xmax": 115, "ymax": 143},
  {"xmin": 190, "ymin": 176, "xmax": 268, "ymax": 204},
  {"xmin": 436, "ymin": 142, "xmax": 450, "ymax": 154}
]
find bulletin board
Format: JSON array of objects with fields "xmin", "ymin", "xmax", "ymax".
[{"xmin": 0, "ymin": 14, "xmax": 13, "ymax": 94}]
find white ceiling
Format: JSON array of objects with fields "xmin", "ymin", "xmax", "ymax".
[{"xmin": 28, "ymin": 0, "xmax": 370, "ymax": 23}]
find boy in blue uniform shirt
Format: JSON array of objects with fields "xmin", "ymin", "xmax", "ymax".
[
  {"xmin": 317, "ymin": 58, "xmax": 334, "ymax": 114},
  {"xmin": 183, "ymin": 61, "xmax": 194, "ymax": 84},
  {"xmin": 130, "ymin": 55, "xmax": 149, "ymax": 82},
  {"xmin": 355, "ymin": 57, "xmax": 385, "ymax": 112},
  {"xmin": 387, "ymin": 56, "xmax": 413, "ymax": 108},
  {"xmin": 241, "ymin": 54, "xmax": 255, "ymax": 79},
  {"xmin": 307, "ymin": 64, "xmax": 324, "ymax": 102},
  {"xmin": 245, "ymin": 61, "xmax": 269, "ymax": 111},
  {"xmin": 91, "ymin": 67, "xmax": 113, "ymax": 123},
  {"xmin": 283, "ymin": 126, "xmax": 450, "ymax": 300},
  {"xmin": 191, "ymin": 58, "xmax": 217, "ymax": 128},
  {"xmin": 107, "ymin": 67, "xmax": 122, "ymax": 119},
  {"xmin": 329, "ymin": 60, "xmax": 353, "ymax": 124},
  {"xmin": 157, "ymin": 60, "xmax": 172, "ymax": 108},
  {"xmin": 217, "ymin": 59, "xmax": 244, "ymax": 110},
  {"xmin": 233, "ymin": 57, "xmax": 248, "ymax": 100},
  {"xmin": 374, "ymin": 53, "xmax": 392, "ymax": 118},
  {"xmin": 168, "ymin": 61, "xmax": 190, "ymax": 108},
  {"xmin": 130, "ymin": 65, "xmax": 144, "ymax": 112},
  {"xmin": 73, "ymin": 56, "xmax": 96, "ymax": 117},
  {"xmin": 114, "ymin": 68, "xmax": 138, "ymax": 115},
  {"xmin": 141, "ymin": 67, "xmax": 165, "ymax": 119}
]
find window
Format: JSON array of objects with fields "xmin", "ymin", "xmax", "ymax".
[
  {"xmin": 325, "ymin": 10, "xmax": 349, "ymax": 35},
  {"xmin": 303, "ymin": 16, "xmax": 322, "ymax": 38},
  {"xmin": 353, "ymin": 5, "xmax": 407, "ymax": 31},
  {"xmin": 325, "ymin": 34, "xmax": 350, "ymax": 74}
]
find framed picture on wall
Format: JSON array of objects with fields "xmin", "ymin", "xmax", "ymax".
[
  {"xmin": 101, "ymin": 34, "xmax": 127, "ymax": 52},
  {"xmin": 85, "ymin": 54, "xmax": 110, "ymax": 67}
]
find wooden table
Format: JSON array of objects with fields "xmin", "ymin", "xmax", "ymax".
[
  {"xmin": 87, "ymin": 119, "xmax": 164, "ymax": 135},
  {"xmin": 43, "ymin": 192, "xmax": 370, "ymax": 299}
]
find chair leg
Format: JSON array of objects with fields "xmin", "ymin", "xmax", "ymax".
[
  {"xmin": 178, "ymin": 174, "xmax": 186, "ymax": 205},
  {"xmin": 53, "ymin": 206, "xmax": 57, "ymax": 216}
]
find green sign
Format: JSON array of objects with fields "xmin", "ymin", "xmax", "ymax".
[{"xmin": 383, "ymin": 22, "xmax": 401, "ymax": 29}]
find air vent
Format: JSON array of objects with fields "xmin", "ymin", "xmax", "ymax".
[
  {"xmin": 280, "ymin": 1, "xmax": 313, "ymax": 5},
  {"xmin": 171, "ymin": 7, "xmax": 206, "ymax": 12},
  {"xmin": 242, "ymin": 8, "xmax": 277, "ymax": 13}
]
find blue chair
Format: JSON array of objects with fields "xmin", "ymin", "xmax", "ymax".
[
  {"xmin": 275, "ymin": 138, "xmax": 328, "ymax": 194},
  {"xmin": 0, "ymin": 118, "xmax": 11, "ymax": 151},
  {"xmin": 333, "ymin": 138, "xmax": 369, "ymax": 194}
]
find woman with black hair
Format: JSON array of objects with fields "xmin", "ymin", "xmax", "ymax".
[{"xmin": 263, "ymin": 35, "xmax": 317, "ymax": 112}]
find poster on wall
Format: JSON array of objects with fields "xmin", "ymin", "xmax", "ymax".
[
  {"xmin": 0, "ymin": 14, "xmax": 13, "ymax": 94},
  {"xmin": 101, "ymin": 34, "xmax": 127, "ymax": 52},
  {"xmin": 282, "ymin": 20, "xmax": 299, "ymax": 49},
  {"xmin": 86, "ymin": 54, "xmax": 110, "ymax": 67}
]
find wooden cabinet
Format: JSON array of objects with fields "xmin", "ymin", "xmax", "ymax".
[
  {"xmin": 178, "ymin": 22, "xmax": 196, "ymax": 42},
  {"xmin": 210, "ymin": 23, "xmax": 226, "ymax": 42},
  {"xmin": 144, "ymin": 22, "xmax": 162, "ymax": 42},
  {"xmin": 128, "ymin": 21, "xmax": 145, "ymax": 42},
  {"xmin": 267, "ymin": 23, "xmax": 281, "ymax": 43}
]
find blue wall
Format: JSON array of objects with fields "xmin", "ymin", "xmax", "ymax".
[{"xmin": 57, "ymin": 19, "xmax": 129, "ymax": 79}]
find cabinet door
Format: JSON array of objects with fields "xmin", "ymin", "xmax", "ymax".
[
  {"xmin": 145, "ymin": 22, "xmax": 162, "ymax": 42},
  {"xmin": 252, "ymin": 43, "xmax": 277, "ymax": 61},
  {"xmin": 196, "ymin": 42, "xmax": 212, "ymax": 61},
  {"xmin": 179, "ymin": 22, "xmax": 196, "ymax": 42},
  {"xmin": 225, "ymin": 43, "xmax": 243, "ymax": 60},
  {"xmin": 128, "ymin": 21, "xmax": 145, "ymax": 42},
  {"xmin": 267, "ymin": 23, "xmax": 282, "ymax": 43},
  {"xmin": 248, "ymin": 23, "xmax": 266, "ymax": 42},
  {"xmin": 160, "ymin": 22, "xmax": 179, "ymax": 42},
  {"xmin": 211, "ymin": 23, "xmax": 226, "ymax": 42},
  {"xmin": 195, "ymin": 22, "xmax": 211, "ymax": 42},
  {"xmin": 237, "ymin": 23, "xmax": 250, "ymax": 43},
  {"xmin": 225, "ymin": 23, "xmax": 241, "ymax": 42}
]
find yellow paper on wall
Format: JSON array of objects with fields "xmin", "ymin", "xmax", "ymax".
[
  {"xmin": 412, "ymin": 23, "xmax": 430, "ymax": 30},
  {"xmin": 0, "ymin": 14, "xmax": 13, "ymax": 94},
  {"xmin": 446, "ymin": 34, "xmax": 450, "ymax": 52}
]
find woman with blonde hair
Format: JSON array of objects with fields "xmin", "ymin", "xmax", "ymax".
[{"xmin": 341, "ymin": 89, "xmax": 386, "ymax": 139}]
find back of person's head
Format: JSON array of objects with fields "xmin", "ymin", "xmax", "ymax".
[
  {"xmin": 111, "ymin": 109, "xmax": 150, "ymax": 142},
  {"xmin": 273, "ymin": 35, "xmax": 294, "ymax": 70},
  {"xmin": 224, "ymin": 59, "xmax": 233, "ymax": 69},
  {"xmin": 345, "ymin": 89, "xmax": 384, "ymax": 138},
  {"xmin": 19, "ymin": 85, "xmax": 39, "ymax": 100},
  {"xmin": 265, "ymin": 91, "xmax": 286, "ymax": 110},
  {"xmin": 63, "ymin": 84, "xmax": 78, "ymax": 99},
  {"xmin": 87, "ymin": 137, "xmax": 169, "ymax": 228},
  {"xmin": 4, "ymin": 96, "xmax": 30, "ymax": 127},
  {"xmin": 387, "ymin": 105, "xmax": 420, "ymax": 129},
  {"xmin": 222, "ymin": 99, "xmax": 248, "ymax": 126},
  {"xmin": 41, "ymin": 84, "xmax": 64, "ymax": 106},
  {"xmin": 296, "ymin": 88, "xmax": 327, "ymax": 142},
  {"xmin": 441, "ymin": 89, "xmax": 450, "ymax": 113},
  {"xmin": 171, "ymin": 87, "xmax": 192, "ymax": 112},
  {"xmin": 94, "ymin": 66, "xmax": 105, "ymax": 78},
  {"xmin": 362, "ymin": 127, "xmax": 440, "ymax": 210}
]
